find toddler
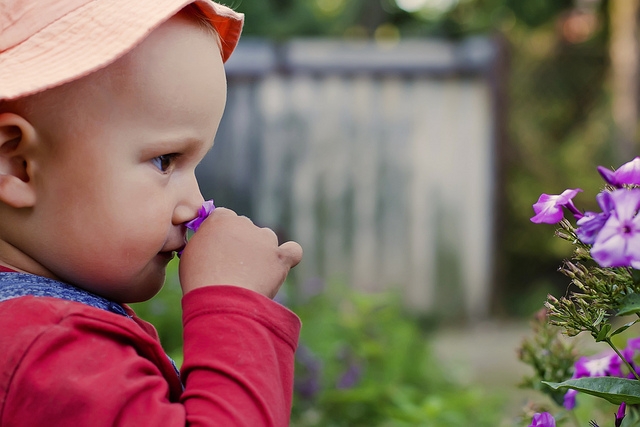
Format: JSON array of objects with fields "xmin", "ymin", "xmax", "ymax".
[{"xmin": 0, "ymin": 0, "xmax": 303, "ymax": 425}]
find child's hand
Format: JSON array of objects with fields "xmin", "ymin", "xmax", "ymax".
[{"xmin": 178, "ymin": 207, "xmax": 303, "ymax": 298}]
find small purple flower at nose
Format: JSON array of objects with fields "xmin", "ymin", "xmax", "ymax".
[
  {"xmin": 185, "ymin": 199, "xmax": 215, "ymax": 232},
  {"xmin": 178, "ymin": 200, "xmax": 215, "ymax": 258}
]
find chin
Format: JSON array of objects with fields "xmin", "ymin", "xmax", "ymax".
[
  {"xmin": 127, "ymin": 276, "xmax": 167, "ymax": 303},
  {"xmin": 106, "ymin": 268, "xmax": 167, "ymax": 304}
]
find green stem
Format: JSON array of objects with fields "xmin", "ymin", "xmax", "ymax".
[{"xmin": 605, "ymin": 337, "xmax": 640, "ymax": 381}]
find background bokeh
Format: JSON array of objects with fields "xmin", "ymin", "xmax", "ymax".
[{"xmin": 134, "ymin": 0, "xmax": 637, "ymax": 425}]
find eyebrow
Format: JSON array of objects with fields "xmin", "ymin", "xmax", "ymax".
[{"xmin": 141, "ymin": 135, "xmax": 214, "ymax": 157}]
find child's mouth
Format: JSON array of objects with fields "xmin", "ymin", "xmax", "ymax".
[{"xmin": 158, "ymin": 251, "xmax": 175, "ymax": 260}]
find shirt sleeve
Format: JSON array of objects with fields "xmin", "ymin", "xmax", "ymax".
[
  {"xmin": 180, "ymin": 286, "xmax": 301, "ymax": 427},
  {"xmin": 0, "ymin": 286, "xmax": 300, "ymax": 427}
]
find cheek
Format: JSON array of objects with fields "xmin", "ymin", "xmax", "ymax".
[{"xmin": 41, "ymin": 177, "xmax": 167, "ymax": 255}]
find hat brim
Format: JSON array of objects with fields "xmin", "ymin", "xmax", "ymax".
[{"xmin": 0, "ymin": 0, "xmax": 243, "ymax": 100}]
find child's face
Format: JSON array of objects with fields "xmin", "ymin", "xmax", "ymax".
[{"xmin": 21, "ymin": 13, "xmax": 226, "ymax": 302}]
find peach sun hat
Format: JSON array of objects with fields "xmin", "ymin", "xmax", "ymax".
[{"xmin": 0, "ymin": 0, "xmax": 244, "ymax": 100}]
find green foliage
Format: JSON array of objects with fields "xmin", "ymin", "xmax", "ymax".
[
  {"xmin": 504, "ymin": 0, "xmax": 572, "ymax": 28},
  {"xmin": 130, "ymin": 259, "xmax": 184, "ymax": 363},
  {"xmin": 288, "ymin": 281, "xmax": 505, "ymax": 426},
  {"xmin": 132, "ymin": 267, "xmax": 506, "ymax": 425},
  {"xmin": 232, "ymin": 0, "xmax": 576, "ymax": 38},
  {"xmin": 518, "ymin": 308, "xmax": 577, "ymax": 406},
  {"xmin": 234, "ymin": 0, "xmax": 392, "ymax": 38},
  {"xmin": 543, "ymin": 220, "xmax": 640, "ymax": 344},
  {"xmin": 545, "ymin": 377, "xmax": 640, "ymax": 406},
  {"xmin": 618, "ymin": 294, "xmax": 640, "ymax": 316}
]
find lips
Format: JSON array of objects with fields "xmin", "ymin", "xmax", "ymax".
[
  {"xmin": 157, "ymin": 250, "xmax": 176, "ymax": 260},
  {"xmin": 160, "ymin": 236, "xmax": 187, "ymax": 258}
]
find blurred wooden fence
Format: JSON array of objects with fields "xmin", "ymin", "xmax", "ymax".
[{"xmin": 198, "ymin": 37, "xmax": 505, "ymax": 319}]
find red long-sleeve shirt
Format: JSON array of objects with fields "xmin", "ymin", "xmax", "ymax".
[{"xmin": 0, "ymin": 285, "xmax": 300, "ymax": 426}]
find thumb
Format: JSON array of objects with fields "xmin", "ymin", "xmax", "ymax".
[{"xmin": 278, "ymin": 241, "xmax": 303, "ymax": 269}]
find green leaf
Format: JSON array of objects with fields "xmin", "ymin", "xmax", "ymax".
[
  {"xmin": 593, "ymin": 310, "xmax": 606, "ymax": 327},
  {"xmin": 595, "ymin": 323, "xmax": 611, "ymax": 342},
  {"xmin": 632, "ymin": 269, "xmax": 640, "ymax": 287},
  {"xmin": 611, "ymin": 319, "xmax": 640, "ymax": 337},
  {"xmin": 617, "ymin": 293, "xmax": 640, "ymax": 316},
  {"xmin": 543, "ymin": 377, "xmax": 640, "ymax": 405}
]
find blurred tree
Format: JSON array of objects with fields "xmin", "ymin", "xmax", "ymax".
[
  {"xmin": 233, "ymin": 0, "xmax": 577, "ymax": 38},
  {"xmin": 234, "ymin": 0, "xmax": 392, "ymax": 38},
  {"xmin": 609, "ymin": 0, "xmax": 639, "ymax": 161}
]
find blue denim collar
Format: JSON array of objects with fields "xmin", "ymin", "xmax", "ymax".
[
  {"xmin": 0, "ymin": 272, "xmax": 129, "ymax": 317},
  {"xmin": 0, "ymin": 272, "xmax": 182, "ymax": 381}
]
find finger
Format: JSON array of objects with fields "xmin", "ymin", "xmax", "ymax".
[
  {"xmin": 210, "ymin": 207, "xmax": 238, "ymax": 218},
  {"xmin": 278, "ymin": 241, "xmax": 303, "ymax": 268},
  {"xmin": 261, "ymin": 226, "xmax": 279, "ymax": 242}
]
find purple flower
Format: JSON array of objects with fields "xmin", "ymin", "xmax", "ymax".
[
  {"xmin": 335, "ymin": 346, "xmax": 363, "ymax": 389},
  {"xmin": 590, "ymin": 189, "xmax": 640, "ymax": 269},
  {"xmin": 574, "ymin": 351, "xmax": 623, "ymax": 378},
  {"xmin": 336, "ymin": 362, "xmax": 362, "ymax": 389},
  {"xmin": 615, "ymin": 402, "xmax": 626, "ymax": 427},
  {"xmin": 622, "ymin": 337, "xmax": 640, "ymax": 377},
  {"xmin": 531, "ymin": 189, "xmax": 583, "ymax": 224},
  {"xmin": 185, "ymin": 199, "xmax": 215, "ymax": 232},
  {"xmin": 598, "ymin": 157, "xmax": 640, "ymax": 187},
  {"xmin": 623, "ymin": 337, "xmax": 640, "ymax": 359},
  {"xmin": 529, "ymin": 412, "xmax": 556, "ymax": 427},
  {"xmin": 178, "ymin": 200, "xmax": 215, "ymax": 257},
  {"xmin": 564, "ymin": 389, "xmax": 578, "ymax": 410},
  {"xmin": 576, "ymin": 191, "xmax": 614, "ymax": 244},
  {"xmin": 294, "ymin": 345, "xmax": 323, "ymax": 400},
  {"xmin": 564, "ymin": 350, "xmax": 623, "ymax": 410}
]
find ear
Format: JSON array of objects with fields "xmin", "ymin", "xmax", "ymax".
[{"xmin": 0, "ymin": 113, "xmax": 37, "ymax": 208}]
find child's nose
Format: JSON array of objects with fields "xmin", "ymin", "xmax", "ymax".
[{"xmin": 173, "ymin": 179, "xmax": 204, "ymax": 226}]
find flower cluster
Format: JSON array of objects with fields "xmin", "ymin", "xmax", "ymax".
[
  {"xmin": 531, "ymin": 157, "xmax": 640, "ymax": 269},
  {"xmin": 525, "ymin": 158, "xmax": 640, "ymax": 427}
]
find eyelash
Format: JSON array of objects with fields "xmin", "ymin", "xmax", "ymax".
[{"xmin": 151, "ymin": 154, "xmax": 179, "ymax": 173}]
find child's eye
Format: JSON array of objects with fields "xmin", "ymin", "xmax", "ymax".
[{"xmin": 151, "ymin": 154, "xmax": 178, "ymax": 173}]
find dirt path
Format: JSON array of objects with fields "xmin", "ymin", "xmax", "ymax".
[
  {"xmin": 431, "ymin": 320, "xmax": 540, "ymax": 423},
  {"xmin": 431, "ymin": 320, "xmax": 532, "ymax": 389}
]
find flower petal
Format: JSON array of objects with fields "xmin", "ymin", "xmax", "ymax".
[
  {"xmin": 590, "ymin": 189, "xmax": 640, "ymax": 268},
  {"xmin": 598, "ymin": 166, "xmax": 620, "ymax": 187},
  {"xmin": 610, "ymin": 189, "xmax": 640, "ymax": 220},
  {"xmin": 596, "ymin": 191, "xmax": 614, "ymax": 213},
  {"xmin": 592, "ymin": 218, "xmax": 631, "ymax": 267},
  {"xmin": 185, "ymin": 199, "xmax": 216, "ymax": 232},
  {"xmin": 531, "ymin": 189, "xmax": 582, "ymax": 224},
  {"xmin": 563, "ymin": 389, "xmax": 577, "ymax": 410},
  {"xmin": 576, "ymin": 191, "xmax": 614, "ymax": 244},
  {"xmin": 530, "ymin": 411, "xmax": 556, "ymax": 427},
  {"xmin": 625, "ymin": 216, "xmax": 640, "ymax": 263},
  {"xmin": 614, "ymin": 157, "xmax": 640, "ymax": 186},
  {"xmin": 576, "ymin": 212, "xmax": 608, "ymax": 244}
]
